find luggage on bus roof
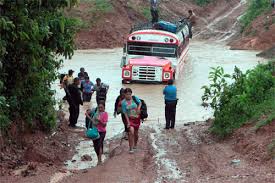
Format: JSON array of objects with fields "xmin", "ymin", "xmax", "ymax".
[
  {"xmin": 130, "ymin": 20, "xmax": 189, "ymax": 34},
  {"xmin": 155, "ymin": 21, "xmax": 177, "ymax": 33}
]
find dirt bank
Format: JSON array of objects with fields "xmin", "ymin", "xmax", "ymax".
[
  {"xmin": 229, "ymin": 12, "xmax": 275, "ymax": 51},
  {"xmin": 0, "ymin": 117, "xmax": 83, "ymax": 182},
  {"xmin": 166, "ymin": 122, "xmax": 275, "ymax": 182}
]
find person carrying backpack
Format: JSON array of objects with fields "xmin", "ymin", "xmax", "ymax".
[
  {"xmin": 122, "ymin": 88, "xmax": 142, "ymax": 154},
  {"xmin": 92, "ymin": 78, "xmax": 109, "ymax": 105},
  {"xmin": 163, "ymin": 79, "xmax": 178, "ymax": 129},
  {"xmin": 114, "ymin": 88, "xmax": 128, "ymax": 139},
  {"xmin": 81, "ymin": 76, "xmax": 94, "ymax": 102}
]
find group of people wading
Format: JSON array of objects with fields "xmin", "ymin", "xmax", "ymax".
[{"xmin": 61, "ymin": 68, "xmax": 178, "ymax": 165}]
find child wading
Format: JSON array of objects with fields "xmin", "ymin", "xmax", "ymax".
[
  {"xmin": 85, "ymin": 103, "xmax": 108, "ymax": 165},
  {"xmin": 122, "ymin": 88, "xmax": 142, "ymax": 153}
]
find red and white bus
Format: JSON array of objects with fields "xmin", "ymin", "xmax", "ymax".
[{"xmin": 121, "ymin": 21, "xmax": 191, "ymax": 83}]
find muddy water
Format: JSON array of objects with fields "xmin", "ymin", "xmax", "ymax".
[
  {"xmin": 52, "ymin": 41, "xmax": 264, "ymax": 172},
  {"xmin": 54, "ymin": 41, "xmax": 263, "ymax": 124}
]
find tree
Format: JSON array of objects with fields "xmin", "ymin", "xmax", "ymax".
[{"xmin": 0, "ymin": 0, "xmax": 78, "ymax": 131}]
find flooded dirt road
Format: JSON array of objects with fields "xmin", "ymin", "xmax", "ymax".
[
  {"xmin": 54, "ymin": 41, "xmax": 264, "ymax": 126},
  {"xmin": 51, "ymin": 41, "xmax": 267, "ymax": 182}
]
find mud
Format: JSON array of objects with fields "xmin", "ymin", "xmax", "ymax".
[
  {"xmin": 62, "ymin": 130, "xmax": 157, "ymax": 183},
  {"xmin": 52, "ymin": 41, "xmax": 266, "ymax": 182},
  {"xmin": 0, "ymin": 121, "xmax": 81, "ymax": 182}
]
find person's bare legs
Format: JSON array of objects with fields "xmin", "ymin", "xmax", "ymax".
[
  {"xmin": 97, "ymin": 147, "xmax": 102, "ymax": 165},
  {"xmin": 134, "ymin": 128, "xmax": 139, "ymax": 148},
  {"xmin": 128, "ymin": 126, "xmax": 134, "ymax": 153}
]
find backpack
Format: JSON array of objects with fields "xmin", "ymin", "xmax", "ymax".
[
  {"xmin": 85, "ymin": 107, "xmax": 97, "ymax": 129},
  {"xmin": 132, "ymin": 96, "xmax": 148, "ymax": 121}
]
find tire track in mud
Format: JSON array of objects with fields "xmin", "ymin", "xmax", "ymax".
[
  {"xmin": 194, "ymin": 0, "xmax": 247, "ymax": 41},
  {"xmin": 148, "ymin": 123, "xmax": 186, "ymax": 183}
]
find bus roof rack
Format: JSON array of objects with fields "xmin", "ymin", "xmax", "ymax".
[{"xmin": 130, "ymin": 19, "xmax": 190, "ymax": 34}]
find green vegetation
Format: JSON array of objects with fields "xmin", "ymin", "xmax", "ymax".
[
  {"xmin": 67, "ymin": 0, "xmax": 113, "ymax": 28},
  {"xmin": 89, "ymin": 0, "xmax": 113, "ymax": 14},
  {"xmin": 0, "ymin": 0, "xmax": 78, "ymax": 132},
  {"xmin": 202, "ymin": 61, "xmax": 275, "ymax": 138},
  {"xmin": 142, "ymin": 7, "xmax": 151, "ymax": 20},
  {"xmin": 241, "ymin": 0, "xmax": 272, "ymax": 31},
  {"xmin": 194, "ymin": 0, "xmax": 213, "ymax": 6}
]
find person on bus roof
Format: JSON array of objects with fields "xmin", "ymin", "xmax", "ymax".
[{"xmin": 150, "ymin": 0, "xmax": 159, "ymax": 24}]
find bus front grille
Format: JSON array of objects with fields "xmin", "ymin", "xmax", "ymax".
[{"xmin": 138, "ymin": 66, "xmax": 156, "ymax": 81}]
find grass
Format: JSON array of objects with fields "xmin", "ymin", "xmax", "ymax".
[
  {"xmin": 88, "ymin": 0, "xmax": 113, "ymax": 14},
  {"xmin": 142, "ymin": 7, "xmax": 151, "ymax": 20},
  {"xmin": 194, "ymin": 0, "xmax": 213, "ymax": 6},
  {"xmin": 252, "ymin": 94, "xmax": 275, "ymax": 130},
  {"xmin": 240, "ymin": 0, "xmax": 272, "ymax": 32}
]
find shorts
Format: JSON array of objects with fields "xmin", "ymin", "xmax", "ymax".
[{"xmin": 129, "ymin": 117, "xmax": 141, "ymax": 130}]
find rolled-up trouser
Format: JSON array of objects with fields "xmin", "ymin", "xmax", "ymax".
[{"xmin": 165, "ymin": 100, "xmax": 177, "ymax": 129}]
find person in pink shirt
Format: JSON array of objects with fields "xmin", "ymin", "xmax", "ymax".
[{"xmin": 89, "ymin": 102, "xmax": 108, "ymax": 165}]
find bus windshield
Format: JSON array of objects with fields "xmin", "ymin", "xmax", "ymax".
[{"xmin": 127, "ymin": 42, "xmax": 177, "ymax": 58}]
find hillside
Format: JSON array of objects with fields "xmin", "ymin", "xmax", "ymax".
[
  {"xmin": 67, "ymin": 0, "xmax": 243, "ymax": 49},
  {"xmin": 228, "ymin": 0, "xmax": 274, "ymax": 57}
]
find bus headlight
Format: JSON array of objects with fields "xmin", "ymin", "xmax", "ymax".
[
  {"xmin": 164, "ymin": 72, "xmax": 171, "ymax": 79},
  {"xmin": 123, "ymin": 70, "xmax": 131, "ymax": 78}
]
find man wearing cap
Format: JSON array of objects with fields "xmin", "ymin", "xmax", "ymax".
[{"xmin": 67, "ymin": 77, "xmax": 83, "ymax": 127}]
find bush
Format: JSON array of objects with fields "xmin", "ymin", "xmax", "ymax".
[
  {"xmin": 241, "ymin": 0, "xmax": 271, "ymax": 31},
  {"xmin": 0, "ymin": 1, "xmax": 78, "ymax": 132},
  {"xmin": 202, "ymin": 61, "xmax": 275, "ymax": 138}
]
